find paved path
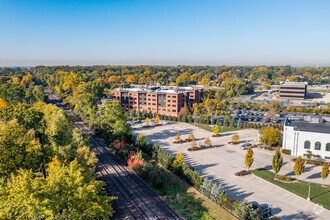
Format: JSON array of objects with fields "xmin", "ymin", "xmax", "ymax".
[{"xmin": 132, "ymin": 123, "xmax": 330, "ymax": 219}]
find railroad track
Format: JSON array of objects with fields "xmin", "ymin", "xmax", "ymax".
[{"xmin": 45, "ymin": 89, "xmax": 181, "ymax": 220}]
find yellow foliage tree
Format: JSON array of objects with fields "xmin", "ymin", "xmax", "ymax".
[
  {"xmin": 245, "ymin": 147, "xmax": 254, "ymax": 171},
  {"xmin": 145, "ymin": 117, "xmax": 150, "ymax": 124},
  {"xmin": 231, "ymin": 133, "xmax": 239, "ymax": 143},
  {"xmin": 126, "ymin": 75, "xmax": 135, "ymax": 83},
  {"xmin": 62, "ymin": 80, "xmax": 72, "ymax": 90},
  {"xmin": 154, "ymin": 115, "xmax": 160, "ymax": 123},
  {"xmin": 304, "ymin": 72, "xmax": 312, "ymax": 78},
  {"xmin": 175, "ymin": 133, "xmax": 181, "ymax": 141},
  {"xmin": 204, "ymin": 137, "xmax": 212, "ymax": 147},
  {"xmin": 198, "ymin": 78, "xmax": 209, "ymax": 86},
  {"xmin": 109, "ymin": 76, "xmax": 121, "ymax": 83},
  {"xmin": 173, "ymin": 152, "xmax": 185, "ymax": 169},
  {"xmin": 188, "ymin": 132, "xmax": 195, "ymax": 141},
  {"xmin": 191, "ymin": 139, "xmax": 197, "ymax": 149},
  {"xmin": 212, "ymin": 125, "xmax": 220, "ymax": 135}
]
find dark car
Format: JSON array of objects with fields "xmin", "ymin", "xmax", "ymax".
[
  {"xmin": 251, "ymin": 201, "xmax": 272, "ymax": 218},
  {"xmin": 259, "ymin": 204, "xmax": 272, "ymax": 218}
]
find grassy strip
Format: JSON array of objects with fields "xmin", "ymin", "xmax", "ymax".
[
  {"xmin": 188, "ymin": 123, "xmax": 242, "ymax": 133},
  {"xmin": 152, "ymin": 161, "xmax": 235, "ymax": 220},
  {"xmin": 253, "ymin": 168, "xmax": 330, "ymax": 210}
]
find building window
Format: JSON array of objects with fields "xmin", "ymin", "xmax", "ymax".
[
  {"xmin": 168, "ymin": 100, "xmax": 171, "ymax": 102},
  {"xmin": 304, "ymin": 141, "xmax": 310, "ymax": 149},
  {"xmin": 172, "ymin": 96, "xmax": 176, "ymax": 98},
  {"xmin": 315, "ymin": 142, "xmax": 321, "ymax": 151},
  {"xmin": 172, "ymin": 110, "xmax": 176, "ymax": 112},
  {"xmin": 326, "ymin": 143, "xmax": 330, "ymax": 151},
  {"xmin": 172, "ymin": 100, "xmax": 176, "ymax": 103},
  {"xmin": 172, "ymin": 105, "xmax": 176, "ymax": 107}
]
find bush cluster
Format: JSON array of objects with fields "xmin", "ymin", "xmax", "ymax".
[
  {"xmin": 282, "ymin": 149, "xmax": 291, "ymax": 155},
  {"xmin": 276, "ymin": 175, "xmax": 294, "ymax": 182}
]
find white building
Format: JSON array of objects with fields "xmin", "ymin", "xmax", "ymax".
[{"xmin": 282, "ymin": 115, "xmax": 330, "ymax": 160}]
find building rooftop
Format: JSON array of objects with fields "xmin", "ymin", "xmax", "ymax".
[
  {"xmin": 281, "ymin": 82, "xmax": 307, "ymax": 86},
  {"xmin": 285, "ymin": 114, "xmax": 330, "ymax": 134},
  {"xmin": 112, "ymin": 87, "xmax": 189, "ymax": 94},
  {"xmin": 113, "ymin": 85, "xmax": 202, "ymax": 94}
]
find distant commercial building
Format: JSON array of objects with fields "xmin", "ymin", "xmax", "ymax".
[
  {"xmin": 282, "ymin": 115, "xmax": 330, "ymax": 160},
  {"xmin": 279, "ymin": 82, "xmax": 307, "ymax": 100},
  {"xmin": 111, "ymin": 86, "xmax": 202, "ymax": 116}
]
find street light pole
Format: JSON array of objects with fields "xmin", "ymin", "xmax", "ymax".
[{"xmin": 307, "ymin": 183, "xmax": 311, "ymax": 201}]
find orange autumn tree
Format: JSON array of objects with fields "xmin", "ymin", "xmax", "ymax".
[
  {"xmin": 0, "ymin": 99, "xmax": 8, "ymax": 109},
  {"xmin": 126, "ymin": 75, "xmax": 135, "ymax": 83}
]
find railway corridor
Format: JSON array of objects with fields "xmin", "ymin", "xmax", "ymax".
[{"xmin": 45, "ymin": 88, "xmax": 181, "ymax": 220}]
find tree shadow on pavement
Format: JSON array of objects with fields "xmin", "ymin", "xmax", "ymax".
[{"xmin": 280, "ymin": 211, "xmax": 318, "ymax": 220}]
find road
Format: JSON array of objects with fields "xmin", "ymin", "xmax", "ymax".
[
  {"xmin": 45, "ymin": 88, "xmax": 181, "ymax": 220},
  {"xmin": 132, "ymin": 123, "xmax": 330, "ymax": 220}
]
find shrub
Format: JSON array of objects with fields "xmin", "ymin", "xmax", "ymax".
[
  {"xmin": 234, "ymin": 170, "xmax": 251, "ymax": 176},
  {"xmin": 276, "ymin": 175, "xmax": 294, "ymax": 182},
  {"xmin": 201, "ymin": 177, "xmax": 212, "ymax": 198},
  {"xmin": 281, "ymin": 149, "xmax": 290, "ymax": 155}
]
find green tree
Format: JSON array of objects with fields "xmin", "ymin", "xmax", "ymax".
[
  {"xmin": 235, "ymin": 201, "xmax": 254, "ymax": 219},
  {"xmin": 130, "ymin": 109, "xmax": 137, "ymax": 118},
  {"xmin": 0, "ymin": 160, "xmax": 116, "ymax": 219},
  {"xmin": 0, "ymin": 120, "xmax": 43, "ymax": 178},
  {"xmin": 237, "ymin": 119, "xmax": 243, "ymax": 128},
  {"xmin": 137, "ymin": 133, "xmax": 147, "ymax": 147},
  {"xmin": 272, "ymin": 147, "xmax": 283, "ymax": 179},
  {"xmin": 245, "ymin": 147, "xmax": 254, "ymax": 171},
  {"xmin": 98, "ymin": 100, "xmax": 131, "ymax": 140},
  {"xmin": 293, "ymin": 156, "xmax": 305, "ymax": 180}
]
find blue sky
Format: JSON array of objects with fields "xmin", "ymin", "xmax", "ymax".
[{"xmin": 0, "ymin": 0, "xmax": 330, "ymax": 66}]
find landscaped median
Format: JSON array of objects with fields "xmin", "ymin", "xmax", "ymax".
[
  {"xmin": 188, "ymin": 123, "xmax": 242, "ymax": 133},
  {"xmin": 253, "ymin": 168, "xmax": 330, "ymax": 210}
]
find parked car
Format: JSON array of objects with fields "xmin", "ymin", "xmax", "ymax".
[
  {"xmin": 251, "ymin": 201, "xmax": 272, "ymax": 218},
  {"xmin": 240, "ymin": 143, "xmax": 252, "ymax": 150},
  {"xmin": 259, "ymin": 204, "xmax": 272, "ymax": 218}
]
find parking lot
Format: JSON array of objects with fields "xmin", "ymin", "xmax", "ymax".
[{"xmin": 132, "ymin": 122, "xmax": 330, "ymax": 219}]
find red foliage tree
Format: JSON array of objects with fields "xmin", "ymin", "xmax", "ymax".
[
  {"xmin": 127, "ymin": 151, "xmax": 144, "ymax": 173},
  {"xmin": 113, "ymin": 140, "xmax": 125, "ymax": 150}
]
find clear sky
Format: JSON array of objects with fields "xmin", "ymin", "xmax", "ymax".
[{"xmin": 1, "ymin": 0, "xmax": 330, "ymax": 66}]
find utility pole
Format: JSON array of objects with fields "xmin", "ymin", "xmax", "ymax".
[{"xmin": 307, "ymin": 183, "xmax": 311, "ymax": 201}]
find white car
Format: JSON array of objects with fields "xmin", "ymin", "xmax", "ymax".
[{"xmin": 240, "ymin": 143, "xmax": 252, "ymax": 150}]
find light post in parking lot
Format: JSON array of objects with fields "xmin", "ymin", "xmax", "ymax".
[{"xmin": 307, "ymin": 183, "xmax": 311, "ymax": 201}]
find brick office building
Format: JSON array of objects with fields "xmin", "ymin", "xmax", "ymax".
[
  {"xmin": 111, "ymin": 86, "xmax": 202, "ymax": 116},
  {"xmin": 279, "ymin": 82, "xmax": 307, "ymax": 100}
]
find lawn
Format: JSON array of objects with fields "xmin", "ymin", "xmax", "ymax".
[
  {"xmin": 156, "ymin": 164, "xmax": 235, "ymax": 220},
  {"xmin": 188, "ymin": 123, "xmax": 242, "ymax": 133},
  {"xmin": 253, "ymin": 168, "xmax": 330, "ymax": 210}
]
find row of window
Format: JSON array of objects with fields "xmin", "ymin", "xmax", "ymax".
[{"xmin": 304, "ymin": 141, "xmax": 330, "ymax": 151}]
